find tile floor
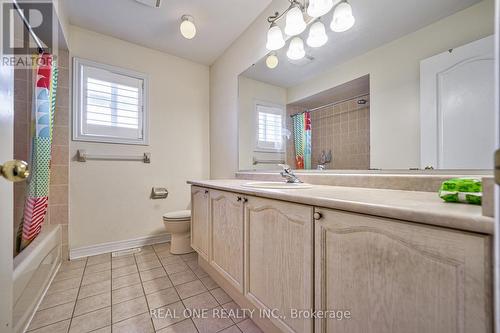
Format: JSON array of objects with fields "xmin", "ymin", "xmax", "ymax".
[{"xmin": 27, "ymin": 243, "xmax": 262, "ymax": 333}]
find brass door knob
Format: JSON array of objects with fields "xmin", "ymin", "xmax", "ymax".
[{"xmin": 0, "ymin": 160, "xmax": 29, "ymax": 182}]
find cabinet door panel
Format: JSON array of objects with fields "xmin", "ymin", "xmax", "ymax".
[
  {"xmin": 315, "ymin": 208, "xmax": 492, "ymax": 333},
  {"xmin": 245, "ymin": 197, "xmax": 313, "ymax": 333},
  {"xmin": 210, "ymin": 190, "xmax": 244, "ymax": 291},
  {"xmin": 191, "ymin": 186, "xmax": 209, "ymax": 260}
]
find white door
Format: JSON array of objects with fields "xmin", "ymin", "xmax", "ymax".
[
  {"xmin": 0, "ymin": 52, "xmax": 14, "ymax": 331},
  {"xmin": 420, "ymin": 35, "xmax": 495, "ymax": 169}
]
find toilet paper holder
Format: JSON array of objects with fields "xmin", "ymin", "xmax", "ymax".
[{"xmin": 151, "ymin": 187, "xmax": 168, "ymax": 199}]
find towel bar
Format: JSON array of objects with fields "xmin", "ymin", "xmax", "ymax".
[{"xmin": 76, "ymin": 150, "xmax": 151, "ymax": 163}]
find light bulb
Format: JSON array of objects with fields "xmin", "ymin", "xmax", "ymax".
[
  {"xmin": 330, "ymin": 1, "xmax": 355, "ymax": 32},
  {"xmin": 180, "ymin": 15, "xmax": 196, "ymax": 39},
  {"xmin": 284, "ymin": 4, "xmax": 306, "ymax": 36},
  {"xmin": 307, "ymin": 21, "xmax": 328, "ymax": 48},
  {"xmin": 307, "ymin": 0, "xmax": 334, "ymax": 18},
  {"xmin": 266, "ymin": 24, "xmax": 285, "ymax": 51},
  {"xmin": 287, "ymin": 37, "xmax": 305, "ymax": 60},
  {"xmin": 266, "ymin": 54, "xmax": 279, "ymax": 69}
]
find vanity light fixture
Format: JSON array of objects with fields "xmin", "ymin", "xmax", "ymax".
[
  {"xmin": 285, "ymin": 3, "xmax": 307, "ymax": 36},
  {"xmin": 266, "ymin": 53, "xmax": 279, "ymax": 69},
  {"xmin": 266, "ymin": 23, "xmax": 286, "ymax": 51},
  {"xmin": 307, "ymin": 0, "xmax": 334, "ymax": 18},
  {"xmin": 330, "ymin": 0, "xmax": 355, "ymax": 32},
  {"xmin": 287, "ymin": 37, "xmax": 305, "ymax": 60},
  {"xmin": 307, "ymin": 20, "xmax": 328, "ymax": 47},
  {"xmin": 180, "ymin": 15, "xmax": 196, "ymax": 39}
]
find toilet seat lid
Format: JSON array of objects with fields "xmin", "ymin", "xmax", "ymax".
[{"xmin": 163, "ymin": 210, "xmax": 191, "ymax": 220}]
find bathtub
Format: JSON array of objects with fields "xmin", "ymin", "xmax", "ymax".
[{"xmin": 13, "ymin": 225, "xmax": 62, "ymax": 333}]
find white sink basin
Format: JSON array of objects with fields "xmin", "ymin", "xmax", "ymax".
[{"xmin": 241, "ymin": 181, "xmax": 313, "ymax": 189}]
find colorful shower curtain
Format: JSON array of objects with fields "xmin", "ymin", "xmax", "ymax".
[
  {"xmin": 19, "ymin": 53, "xmax": 58, "ymax": 251},
  {"xmin": 292, "ymin": 112, "xmax": 312, "ymax": 169}
]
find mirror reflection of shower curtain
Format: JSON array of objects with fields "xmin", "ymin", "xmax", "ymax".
[
  {"xmin": 18, "ymin": 53, "xmax": 58, "ymax": 252},
  {"xmin": 292, "ymin": 112, "xmax": 311, "ymax": 169}
]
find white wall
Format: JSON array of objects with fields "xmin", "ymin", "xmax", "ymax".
[
  {"xmin": 288, "ymin": 0, "xmax": 494, "ymax": 169},
  {"xmin": 238, "ymin": 76, "xmax": 287, "ymax": 170},
  {"xmin": 210, "ymin": 0, "xmax": 494, "ymax": 176},
  {"xmin": 69, "ymin": 26, "xmax": 210, "ymax": 250}
]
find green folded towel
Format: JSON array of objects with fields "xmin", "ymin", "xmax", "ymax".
[{"xmin": 438, "ymin": 178, "xmax": 482, "ymax": 205}]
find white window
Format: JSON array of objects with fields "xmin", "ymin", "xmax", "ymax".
[
  {"xmin": 255, "ymin": 102, "xmax": 284, "ymax": 151},
  {"xmin": 73, "ymin": 58, "xmax": 149, "ymax": 145}
]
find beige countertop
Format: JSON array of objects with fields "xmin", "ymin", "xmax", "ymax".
[{"xmin": 188, "ymin": 179, "xmax": 494, "ymax": 235}]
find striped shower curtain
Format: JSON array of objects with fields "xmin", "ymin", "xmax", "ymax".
[
  {"xmin": 292, "ymin": 112, "xmax": 311, "ymax": 169},
  {"xmin": 18, "ymin": 53, "xmax": 58, "ymax": 251}
]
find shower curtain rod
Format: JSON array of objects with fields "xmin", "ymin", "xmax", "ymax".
[
  {"xmin": 12, "ymin": 0, "xmax": 45, "ymax": 53},
  {"xmin": 289, "ymin": 93, "xmax": 368, "ymax": 118}
]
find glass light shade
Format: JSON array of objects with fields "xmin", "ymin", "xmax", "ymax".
[
  {"xmin": 266, "ymin": 24, "xmax": 285, "ymax": 51},
  {"xmin": 180, "ymin": 17, "xmax": 196, "ymax": 39},
  {"xmin": 287, "ymin": 37, "xmax": 305, "ymax": 60},
  {"xmin": 307, "ymin": 0, "xmax": 334, "ymax": 18},
  {"xmin": 307, "ymin": 21, "xmax": 328, "ymax": 48},
  {"xmin": 284, "ymin": 5, "xmax": 306, "ymax": 36},
  {"xmin": 330, "ymin": 1, "xmax": 355, "ymax": 32},
  {"xmin": 266, "ymin": 54, "xmax": 279, "ymax": 69}
]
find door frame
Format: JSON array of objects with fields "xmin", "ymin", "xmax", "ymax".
[{"xmin": 494, "ymin": 0, "xmax": 500, "ymax": 330}]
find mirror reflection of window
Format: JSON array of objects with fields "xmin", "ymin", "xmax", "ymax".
[{"xmin": 256, "ymin": 103, "xmax": 284, "ymax": 152}]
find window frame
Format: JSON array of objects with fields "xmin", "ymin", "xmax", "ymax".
[
  {"xmin": 72, "ymin": 57, "xmax": 150, "ymax": 145},
  {"xmin": 253, "ymin": 100, "xmax": 285, "ymax": 153}
]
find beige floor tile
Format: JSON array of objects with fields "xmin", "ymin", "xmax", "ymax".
[
  {"xmin": 112, "ymin": 312, "xmax": 154, "ymax": 333},
  {"xmin": 89, "ymin": 326, "xmax": 111, "ymax": 333},
  {"xmin": 156, "ymin": 250, "xmax": 175, "ymax": 260},
  {"xmin": 155, "ymin": 319, "xmax": 198, "ymax": 333},
  {"xmin": 112, "ymin": 284, "xmax": 144, "ymax": 304},
  {"xmin": 160, "ymin": 256, "xmax": 184, "ymax": 266},
  {"xmin": 112, "ymin": 295, "xmax": 148, "ymax": 323},
  {"xmin": 221, "ymin": 301, "xmax": 248, "ymax": 324},
  {"xmin": 78, "ymin": 280, "xmax": 111, "ymax": 299},
  {"xmin": 179, "ymin": 253, "xmax": 197, "ymax": 262},
  {"xmin": 192, "ymin": 306, "xmax": 234, "ymax": 333},
  {"xmin": 74, "ymin": 292, "xmax": 111, "ymax": 316},
  {"xmin": 190, "ymin": 265, "xmax": 208, "ymax": 278},
  {"xmin": 152, "ymin": 243, "xmax": 170, "ymax": 252},
  {"xmin": 28, "ymin": 302, "xmax": 74, "ymax": 331},
  {"xmin": 210, "ymin": 288, "xmax": 232, "ymax": 305},
  {"xmin": 219, "ymin": 326, "xmax": 242, "ymax": 333},
  {"xmin": 182, "ymin": 291, "xmax": 218, "ymax": 311},
  {"xmin": 139, "ymin": 267, "xmax": 166, "ymax": 282},
  {"xmin": 150, "ymin": 301, "xmax": 188, "ymax": 331},
  {"xmin": 59, "ymin": 260, "xmax": 86, "ymax": 272},
  {"xmin": 185, "ymin": 260, "xmax": 199, "ymax": 270},
  {"xmin": 112, "ymin": 264, "xmax": 138, "ymax": 278},
  {"xmin": 168, "ymin": 270, "xmax": 197, "ymax": 286},
  {"xmin": 47, "ymin": 277, "xmax": 81, "ymax": 295},
  {"xmin": 69, "ymin": 307, "xmax": 111, "ymax": 333},
  {"xmin": 175, "ymin": 280, "xmax": 207, "ymax": 299},
  {"xmin": 145, "ymin": 287, "xmax": 180, "ymax": 310},
  {"xmin": 137, "ymin": 258, "xmax": 161, "ymax": 271},
  {"xmin": 200, "ymin": 276, "xmax": 218, "ymax": 290},
  {"xmin": 134, "ymin": 253, "xmax": 158, "ymax": 263},
  {"xmin": 112, "ymin": 272, "xmax": 141, "ymax": 290},
  {"xmin": 81, "ymin": 270, "xmax": 111, "ymax": 286},
  {"xmin": 237, "ymin": 319, "xmax": 263, "ymax": 333},
  {"xmin": 163, "ymin": 262, "xmax": 189, "ymax": 275},
  {"xmin": 26, "ymin": 319, "xmax": 70, "ymax": 333},
  {"xmin": 53, "ymin": 267, "xmax": 84, "ymax": 282},
  {"xmin": 87, "ymin": 253, "xmax": 111, "ymax": 266},
  {"xmin": 142, "ymin": 276, "xmax": 173, "ymax": 295},
  {"xmin": 112, "ymin": 256, "xmax": 136, "ymax": 268},
  {"xmin": 137, "ymin": 245, "xmax": 155, "ymax": 254},
  {"xmin": 38, "ymin": 287, "xmax": 78, "ymax": 310},
  {"xmin": 84, "ymin": 261, "xmax": 111, "ymax": 274}
]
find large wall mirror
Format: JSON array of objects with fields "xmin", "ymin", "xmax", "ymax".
[{"xmin": 238, "ymin": 0, "xmax": 495, "ymax": 172}]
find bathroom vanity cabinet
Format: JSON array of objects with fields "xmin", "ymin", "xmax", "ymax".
[
  {"xmin": 190, "ymin": 186, "xmax": 210, "ymax": 259},
  {"xmin": 189, "ymin": 184, "xmax": 492, "ymax": 333}
]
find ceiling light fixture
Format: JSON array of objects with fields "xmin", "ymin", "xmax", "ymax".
[
  {"xmin": 180, "ymin": 15, "xmax": 196, "ymax": 39},
  {"xmin": 287, "ymin": 37, "xmax": 305, "ymax": 60},
  {"xmin": 307, "ymin": 0, "xmax": 334, "ymax": 18},
  {"xmin": 307, "ymin": 21, "xmax": 328, "ymax": 48},
  {"xmin": 330, "ymin": 0, "xmax": 355, "ymax": 32},
  {"xmin": 284, "ymin": 3, "xmax": 306, "ymax": 36},
  {"xmin": 266, "ymin": 53, "xmax": 279, "ymax": 69},
  {"xmin": 266, "ymin": 23, "xmax": 286, "ymax": 51}
]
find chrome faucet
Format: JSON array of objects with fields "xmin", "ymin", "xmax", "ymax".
[{"xmin": 279, "ymin": 164, "xmax": 303, "ymax": 183}]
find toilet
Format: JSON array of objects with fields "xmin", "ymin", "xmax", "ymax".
[{"xmin": 163, "ymin": 210, "xmax": 193, "ymax": 254}]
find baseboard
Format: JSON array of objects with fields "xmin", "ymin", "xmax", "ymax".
[{"xmin": 69, "ymin": 233, "xmax": 171, "ymax": 260}]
